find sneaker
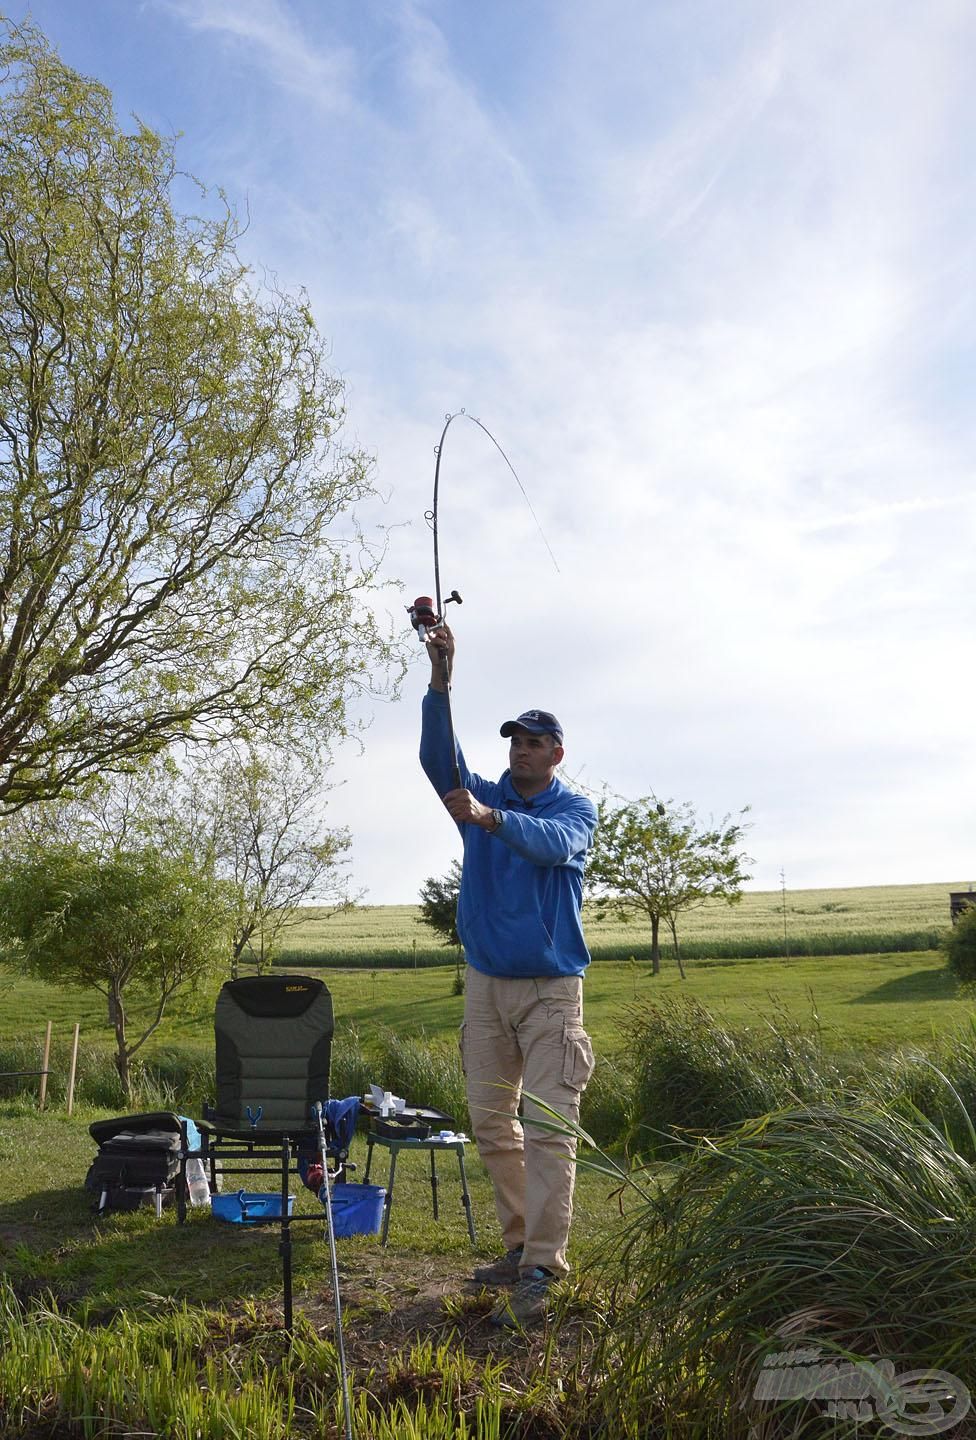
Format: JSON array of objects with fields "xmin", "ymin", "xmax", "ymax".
[
  {"xmin": 489, "ymin": 1266, "xmax": 554, "ymax": 1327},
  {"xmin": 472, "ymin": 1245, "xmax": 523, "ymax": 1286}
]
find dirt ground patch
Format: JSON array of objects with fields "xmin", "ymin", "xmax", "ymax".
[{"xmin": 302, "ymin": 1246, "xmax": 597, "ymax": 1375}]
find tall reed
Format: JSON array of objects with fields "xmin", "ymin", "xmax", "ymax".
[
  {"xmin": 622, "ymin": 997, "xmax": 844, "ymax": 1157},
  {"xmin": 581, "ymin": 1098, "xmax": 976, "ymax": 1438}
]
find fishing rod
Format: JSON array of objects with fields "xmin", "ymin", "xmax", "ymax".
[
  {"xmin": 312, "ymin": 1102, "xmax": 354, "ymax": 1440},
  {"xmin": 407, "ymin": 410, "xmax": 559, "ymax": 794}
]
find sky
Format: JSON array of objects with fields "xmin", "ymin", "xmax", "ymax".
[{"xmin": 14, "ymin": 0, "xmax": 976, "ymax": 903}]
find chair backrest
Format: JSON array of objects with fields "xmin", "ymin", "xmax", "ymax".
[{"xmin": 213, "ymin": 975, "xmax": 334, "ymax": 1132}]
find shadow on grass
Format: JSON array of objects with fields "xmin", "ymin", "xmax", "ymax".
[
  {"xmin": 0, "ymin": 1185, "xmax": 342, "ymax": 1316},
  {"xmin": 848, "ymin": 967, "xmax": 957, "ymax": 1004}
]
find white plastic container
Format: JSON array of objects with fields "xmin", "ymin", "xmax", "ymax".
[{"xmin": 186, "ymin": 1157, "xmax": 211, "ymax": 1207}]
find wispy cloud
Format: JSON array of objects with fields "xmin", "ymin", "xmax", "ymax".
[{"xmin": 156, "ymin": 0, "xmax": 357, "ymax": 111}]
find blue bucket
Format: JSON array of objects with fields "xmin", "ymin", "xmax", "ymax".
[
  {"xmin": 326, "ymin": 1183, "xmax": 386, "ymax": 1238},
  {"xmin": 212, "ymin": 1190, "xmax": 294, "ymax": 1224}
]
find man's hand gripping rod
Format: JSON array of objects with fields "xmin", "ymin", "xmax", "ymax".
[{"xmin": 408, "ymin": 591, "xmax": 462, "ymax": 792}]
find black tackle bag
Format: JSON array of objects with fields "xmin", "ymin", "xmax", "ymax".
[{"xmin": 84, "ymin": 1112, "xmax": 194, "ymax": 1214}]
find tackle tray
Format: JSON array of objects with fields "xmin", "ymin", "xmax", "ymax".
[
  {"xmin": 366, "ymin": 1105, "xmax": 456, "ymax": 1142},
  {"xmin": 370, "ymin": 1117, "xmax": 431, "ymax": 1140}
]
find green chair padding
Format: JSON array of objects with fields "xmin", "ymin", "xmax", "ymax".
[{"xmin": 213, "ymin": 975, "xmax": 334, "ymax": 1133}]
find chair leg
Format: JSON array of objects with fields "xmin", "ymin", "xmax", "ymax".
[
  {"xmin": 177, "ymin": 1120, "xmax": 188, "ymax": 1225},
  {"xmin": 176, "ymin": 1161, "xmax": 187, "ymax": 1225},
  {"xmin": 280, "ymin": 1135, "xmax": 293, "ymax": 1336}
]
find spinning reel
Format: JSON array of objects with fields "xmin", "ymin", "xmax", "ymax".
[{"xmin": 406, "ymin": 590, "xmax": 462, "ymax": 643}]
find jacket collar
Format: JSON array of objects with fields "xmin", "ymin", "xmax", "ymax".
[{"xmin": 498, "ymin": 770, "xmax": 562, "ymax": 809}]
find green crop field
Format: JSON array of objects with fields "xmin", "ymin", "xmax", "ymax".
[{"xmin": 280, "ymin": 878, "xmax": 968, "ymax": 967}]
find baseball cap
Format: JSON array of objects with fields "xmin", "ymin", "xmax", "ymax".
[{"xmin": 499, "ymin": 709, "xmax": 564, "ymax": 744}]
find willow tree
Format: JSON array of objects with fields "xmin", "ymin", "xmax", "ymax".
[{"xmin": 0, "ymin": 20, "xmax": 398, "ymax": 812}]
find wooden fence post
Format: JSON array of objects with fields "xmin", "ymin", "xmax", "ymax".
[
  {"xmin": 38, "ymin": 1020, "xmax": 52, "ymax": 1111},
  {"xmin": 67, "ymin": 1024, "xmax": 80, "ymax": 1116}
]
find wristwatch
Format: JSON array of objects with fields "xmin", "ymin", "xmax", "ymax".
[{"xmin": 489, "ymin": 808, "xmax": 504, "ymax": 833}]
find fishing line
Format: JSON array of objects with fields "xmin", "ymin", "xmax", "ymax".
[
  {"xmin": 408, "ymin": 409, "xmax": 559, "ymax": 794},
  {"xmin": 426, "ymin": 408, "xmax": 560, "ymax": 620}
]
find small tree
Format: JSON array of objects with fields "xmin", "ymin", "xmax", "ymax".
[
  {"xmin": 943, "ymin": 904, "xmax": 976, "ymax": 984},
  {"xmin": 418, "ymin": 861, "xmax": 463, "ymax": 992},
  {"xmin": 588, "ymin": 793, "xmax": 752, "ymax": 977},
  {"xmin": 0, "ymin": 845, "xmax": 234, "ymax": 1101}
]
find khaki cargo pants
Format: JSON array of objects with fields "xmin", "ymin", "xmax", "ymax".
[{"xmin": 459, "ymin": 967, "xmax": 595, "ymax": 1278}]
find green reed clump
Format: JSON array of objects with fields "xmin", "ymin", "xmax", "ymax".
[
  {"xmin": 582, "ymin": 1098, "xmax": 976, "ymax": 1439},
  {"xmin": 942, "ymin": 904, "xmax": 976, "ymax": 982},
  {"xmin": 131, "ymin": 1046, "xmax": 216, "ymax": 1111},
  {"xmin": 857, "ymin": 1020, "xmax": 976, "ymax": 1161},
  {"xmin": 329, "ymin": 1025, "xmax": 375, "ymax": 1102},
  {"xmin": 331, "ymin": 1025, "xmax": 468, "ymax": 1126},
  {"xmin": 0, "ymin": 1285, "xmax": 306, "ymax": 1438},
  {"xmin": 579, "ymin": 1054, "xmax": 633, "ymax": 1149},
  {"xmin": 0, "ymin": 1036, "xmax": 176, "ymax": 1111},
  {"xmin": 368, "ymin": 1029, "xmax": 470, "ymax": 1130},
  {"xmin": 623, "ymin": 998, "xmax": 845, "ymax": 1158},
  {"xmin": 0, "ymin": 1032, "xmax": 224, "ymax": 1113}
]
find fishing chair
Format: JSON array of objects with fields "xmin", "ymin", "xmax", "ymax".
[{"xmin": 190, "ymin": 974, "xmax": 355, "ymax": 1331}]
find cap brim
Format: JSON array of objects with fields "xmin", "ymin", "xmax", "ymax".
[{"xmin": 499, "ymin": 720, "xmax": 563, "ymax": 741}]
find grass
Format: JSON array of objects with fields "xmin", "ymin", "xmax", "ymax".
[
  {"xmin": 2, "ymin": 881, "xmax": 976, "ymax": 1434},
  {"xmin": 3, "ymin": 948, "xmax": 973, "ymax": 1082},
  {"xmin": 11, "ymin": 1071, "xmax": 976, "ymax": 1436},
  {"xmin": 1, "ymin": 879, "xmax": 970, "ymax": 1086},
  {"xmin": 0, "ymin": 1278, "xmax": 560, "ymax": 1439},
  {"xmin": 0, "ymin": 1095, "xmax": 621, "ymax": 1437},
  {"xmin": 622, "ymin": 996, "xmax": 845, "ymax": 1158}
]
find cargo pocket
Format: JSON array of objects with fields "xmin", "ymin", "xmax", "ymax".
[
  {"xmin": 562, "ymin": 1020, "xmax": 595, "ymax": 1092},
  {"xmin": 457, "ymin": 1021, "xmax": 467, "ymax": 1076}
]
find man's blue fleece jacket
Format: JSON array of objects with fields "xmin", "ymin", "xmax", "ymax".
[{"xmin": 420, "ymin": 687, "xmax": 597, "ymax": 979}]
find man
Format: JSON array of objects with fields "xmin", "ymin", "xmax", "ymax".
[{"xmin": 419, "ymin": 624, "xmax": 597, "ymax": 1327}]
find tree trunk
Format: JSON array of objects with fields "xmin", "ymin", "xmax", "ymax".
[
  {"xmin": 231, "ymin": 921, "xmax": 255, "ymax": 979},
  {"xmin": 650, "ymin": 914, "xmax": 661, "ymax": 975},
  {"xmin": 668, "ymin": 918, "xmax": 687, "ymax": 980},
  {"xmin": 110, "ymin": 979, "xmax": 133, "ymax": 1103}
]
